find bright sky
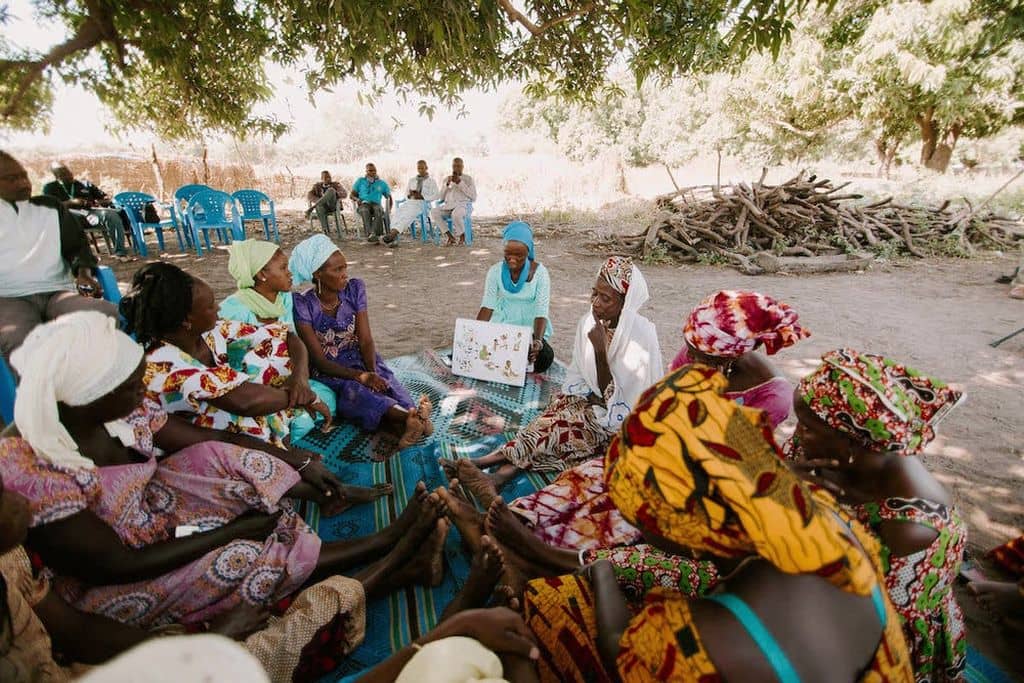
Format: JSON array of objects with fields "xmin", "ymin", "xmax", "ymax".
[{"xmin": 0, "ymin": 0, "xmax": 514, "ymax": 154}]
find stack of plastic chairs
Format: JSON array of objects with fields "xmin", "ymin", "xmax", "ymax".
[{"xmin": 185, "ymin": 190, "xmax": 244, "ymax": 255}]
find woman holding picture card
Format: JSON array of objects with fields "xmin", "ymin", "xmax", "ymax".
[
  {"xmin": 476, "ymin": 221, "xmax": 554, "ymax": 373},
  {"xmin": 443, "ymin": 256, "xmax": 662, "ymax": 489}
]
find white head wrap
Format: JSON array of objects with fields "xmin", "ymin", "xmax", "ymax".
[
  {"xmin": 10, "ymin": 311, "xmax": 144, "ymax": 470},
  {"xmin": 563, "ymin": 260, "xmax": 664, "ymax": 430},
  {"xmin": 395, "ymin": 636, "xmax": 506, "ymax": 683}
]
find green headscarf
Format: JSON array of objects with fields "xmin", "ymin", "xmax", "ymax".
[{"xmin": 227, "ymin": 240, "xmax": 286, "ymax": 320}]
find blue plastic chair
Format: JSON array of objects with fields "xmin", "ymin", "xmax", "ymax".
[
  {"xmin": 113, "ymin": 192, "xmax": 187, "ymax": 256},
  {"xmin": 172, "ymin": 184, "xmax": 212, "ymax": 242},
  {"xmin": 434, "ymin": 200, "xmax": 474, "ymax": 245},
  {"xmin": 232, "ymin": 190, "xmax": 280, "ymax": 243},
  {"xmin": 0, "ymin": 265, "xmax": 122, "ymax": 424},
  {"xmin": 395, "ymin": 198, "xmax": 433, "ymax": 242},
  {"xmin": 186, "ymin": 190, "xmax": 244, "ymax": 255}
]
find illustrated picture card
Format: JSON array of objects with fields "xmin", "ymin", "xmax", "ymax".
[{"xmin": 451, "ymin": 318, "xmax": 532, "ymax": 387}]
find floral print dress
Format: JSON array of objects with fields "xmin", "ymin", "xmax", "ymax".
[
  {"xmin": 144, "ymin": 319, "xmax": 294, "ymax": 447},
  {"xmin": 0, "ymin": 401, "xmax": 321, "ymax": 628}
]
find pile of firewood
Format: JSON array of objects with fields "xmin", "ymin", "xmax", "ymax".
[{"xmin": 615, "ymin": 170, "xmax": 1022, "ymax": 271}]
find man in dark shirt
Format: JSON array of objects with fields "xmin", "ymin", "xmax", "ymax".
[
  {"xmin": 306, "ymin": 170, "xmax": 348, "ymax": 234},
  {"xmin": 42, "ymin": 163, "xmax": 132, "ymax": 260},
  {"xmin": 0, "ymin": 152, "xmax": 116, "ymax": 357}
]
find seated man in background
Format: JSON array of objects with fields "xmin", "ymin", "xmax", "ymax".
[
  {"xmin": 351, "ymin": 162, "xmax": 393, "ymax": 244},
  {"xmin": 430, "ymin": 157, "xmax": 476, "ymax": 246},
  {"xmin": 305, "ymin": 170, "xmax": 347, "ymax": 234},
  {"xmin": 0, "ymin": 151, "xmax": 116, "ymax": 358},
  {"xmin": 392, "ymin": 159, "xmax": 439, "ymax": 237},
  {"xmin": 42, "ymin": 162, "xmax": 132, "ymax": 261}
]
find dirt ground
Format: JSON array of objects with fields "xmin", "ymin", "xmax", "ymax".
[{"xmin": 107, "ymin": 209, "xmax": 1024, "ymax": 675}]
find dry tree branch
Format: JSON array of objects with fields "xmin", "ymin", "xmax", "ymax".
[{"xmin": 496, "ymin": 0, "xmax": 596, "ymax": 36}]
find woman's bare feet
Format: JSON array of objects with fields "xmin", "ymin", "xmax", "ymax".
[
  {"xmin": 436, "ymin": 479, "xmax": 485, "ymax": 554},
  {"xmin": 321, "ymin": 483, "xmax": 395, "ymax": 517},
  {"xmin": 486, "ymin": 499, "xmax": 575, "ymax": 577},
  {"xmin": 391, "ymin": 518, "xmax": 449, "ymax": 588},
  {"xmin": 417, "ymin": 395, "xmax": 434, "ymax": 437},
  {"xmin": 358, "ymin": 493, "xmax": 448, "ymax": 597},
  {"xmin": 968, "ymin": 579, "xmax": 1024, "ymax": 631},
  {"xmin": 446, "ymin": 458, "xmax": 500, "ymax": 508},
  {"xmin": 397, "ymin": 411, "xmax": 427, "ymax": 450},
  {"xmin": 382, "ymin": 481, "xmax": 429, "ymax": 543},
  {"xmin": 441, "ymin": 535, "xmax": 506, "ymax": 620}
]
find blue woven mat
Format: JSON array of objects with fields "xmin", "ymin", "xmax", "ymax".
[
  {"xmin": 293, "ymin": 349, "xmax": 565, "ymax": 681},
  {"xmin": 965, "ymin": 645, "xmax": 1016, "ymax": 683}
]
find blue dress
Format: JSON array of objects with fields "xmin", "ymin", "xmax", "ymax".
[{"xmin": 292, "ymin": 279, "xmax": 413, "ymax": 430}]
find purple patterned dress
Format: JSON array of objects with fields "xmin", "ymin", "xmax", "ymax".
[
  {"xmin": 292, "ymin": 279, "xmax": 414, "ymax": 430},
  {"xmin": 0, "ymin": 401, "xmax": 321, "ymax": 628}
]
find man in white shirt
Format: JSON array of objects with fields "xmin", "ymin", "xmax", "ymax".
[
  {"xmin": 389, "ymin": 160, "xmax": 439, "ymax": 241},
  {"xmin": 430, "ymin": 157, "xmax": 477, "ymax": 246},
  {"xmin": 0, "ymin": 151, "xmax": 117, "ymax": 358}
]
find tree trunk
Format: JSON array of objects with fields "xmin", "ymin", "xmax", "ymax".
[
  {"xmin": 201, "ymin": 145, "xmax": 210, "ymax": 184},
  {"xmin": 916, "ymin": 108, "xmax": 958, "ymax": 173},
  {"xmin": 875, "ymin": 138, "xmax": 900, "ymax": 178},
  {"xmin": 150, "ymin": 143, "xmax": 165, "ymax": 200}
]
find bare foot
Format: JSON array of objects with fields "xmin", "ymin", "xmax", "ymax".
[
  {"xmin": 320, "ymin": 483, "xmax": 394, "ymax": 517},
  {"xmin": 397, "ymin": 411, "xmax": 426, "ymax": 449},
  {"xmin": 417, "ymin": 395, "xmax": 434, "ymax": 437},
  {"xmin": 485, "ymin": 499, "xmax": 560, "ymax": 577},
  {"xmin": 488, "ymin": 464, "xmax": 519, "ymax": 491},
  {"xmin": 441, "ymin": 535, "xmax": 506, "ymax": 620},
  {"xmin": 968, "ymin": 579, "xmax": 1024, "ymax": 631},
  {"xmin": 496, "ymin": 562, "xmax": 528, "ymax": 612},
  {"xmin": 455, "ymin": 459, "xmax": 500, "ymax": 508},
  {"xmin": 387, "ymin": 518, "xmax": 449, "ymax": 589},
  {"xmin": 384, "ymin": 481, "xmax": 428, "ymax": 542},
  {"xmin": 436, "ymin": 479, "xmax": 485, "ymax": 554},
  {"xmin": 438, "ymin": 458, "xmax": 462, "ymax": 480}
]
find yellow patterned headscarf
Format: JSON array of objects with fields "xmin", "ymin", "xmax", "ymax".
[{"xmin": 605, "ymin": 364, "xmax": 877, "ymax": 595}]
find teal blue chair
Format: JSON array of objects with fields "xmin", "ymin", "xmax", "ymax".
[
  {"xmin": 232, "ymin": 190, "xmax": 280, "ymax": 243},
  {"xmin": 114, "ymin": 191, "xmax": 187, "ymax": 256},
  {"xmin": 185, "ymin": 190, "xmax": 244, "ymax": 255}
]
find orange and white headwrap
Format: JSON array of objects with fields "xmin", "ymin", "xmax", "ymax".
[{"xmin": 684, "ymin": 290, "xmax": 809, "ymax": 358}]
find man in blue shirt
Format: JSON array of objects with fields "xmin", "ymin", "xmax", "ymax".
[{"xmin": 351, "ymin": 163, "xmax": 393, "ymax": 244}]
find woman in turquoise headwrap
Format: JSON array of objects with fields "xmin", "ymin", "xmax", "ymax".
[
  {"xmin": 290, "ymin": 235, "xmax": 433, "ymax": 452},
  {"xmin": 218, "ymin": 239, "xmax": 336, "ymax": 442},
  {"xmin": 476, "ymin": 221, "xmax": 554, "ymax": 372}
]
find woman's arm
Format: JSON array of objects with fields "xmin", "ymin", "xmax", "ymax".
[
  {"xmin": 591, "ymin": 560, "xmax": 632, "ymax": 675},
  {"xmin": 477, "ymin": 308, "xmax": 493, "ymax": 321},
  {"xmin": 206, "ymin": 382, "xmax": 292, "ymax": 417},
  {"xmin": 295, "ymin": 321, "xmax": 364, "ymax": 381},
  {"xmin": 27, "ymin": 509, "xmax": 281, "ymax": 586}
]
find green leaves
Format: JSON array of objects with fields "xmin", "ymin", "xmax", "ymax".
[{"xmin": 2, "ymin": 0, "xmax": 841, "ymax": 138}]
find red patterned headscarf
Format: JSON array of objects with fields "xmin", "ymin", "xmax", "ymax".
[
  {"xmin": 799, "ymin": 349, "xmax": 963, "ymax": 455},
  {"xmin": 599, "ymin": 256, "xmax": 633, "ymax": 295},
  {"xmin": 684, "ymin": 290, "xmax": 809, "ymax": 358}
]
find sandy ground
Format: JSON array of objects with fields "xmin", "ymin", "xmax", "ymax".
[{"xmin": 107, "ymin": 210, "xmax": 1024, "ymax": 675}]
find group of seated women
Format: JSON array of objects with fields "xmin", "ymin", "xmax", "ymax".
[{"xmin": 0, "ymin": 219, "xmax": 978, "ymax": 682}]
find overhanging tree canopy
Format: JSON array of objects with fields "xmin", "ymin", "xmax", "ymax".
[{"xmin": 1, "ymin": 0, "xmax": 820, "ymax": 139}]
